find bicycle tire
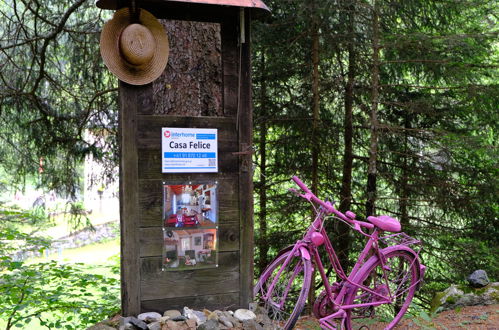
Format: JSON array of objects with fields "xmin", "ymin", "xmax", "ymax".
[
  {"xmin": 343, "ymin": 249, "xmax": 419, "ymax": 329},
  {"xmin": 253, "ymin": 250, "xmax": 312, "ymax": 330}
]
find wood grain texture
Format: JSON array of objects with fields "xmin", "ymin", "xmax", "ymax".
[
  {"xmin": 141, "ymin": 292, "xmax": 240, "ymax": 314},
  {"xmin": 141, "ymin": 253, "xmax": 239, "ymax": 300},
  {"xmin": 221, "ymin": 15, "xmax": 239, "ymax": 117},
  {"xmin": 119, "ymin": 12, "xmax": 253, "ymax": 313},
  {"xmin": 139, "ymin": 225, "xmax": 239, "ymax": 257},
  {"xmin": 236, "ymin": 10, "xmax": 254, "ymax": 308},
  {"xmin": 119, "ymin": 82, "xmax": 144, "ymax": 316}
]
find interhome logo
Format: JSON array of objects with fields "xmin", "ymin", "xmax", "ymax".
[{"xmin": 164, "ymin": 130, "xmax": 171, "ymax": 138}]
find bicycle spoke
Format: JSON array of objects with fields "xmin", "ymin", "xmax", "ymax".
[
  {"xmin": 345, "ymin": 250, "xmax": 419, "ymax": 329},
  {"xmin": 254, "ymin": 251, "xmax": 312, "ymax": 330}
]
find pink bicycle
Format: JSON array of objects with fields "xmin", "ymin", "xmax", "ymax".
[{"xmin": 253, "ymin": 176, "xmax": 426, "ymax": 329}]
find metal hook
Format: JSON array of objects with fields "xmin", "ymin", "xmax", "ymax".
[{"xmin": 129, "ymin": 0, "xmax": 141, "ymax": 23}]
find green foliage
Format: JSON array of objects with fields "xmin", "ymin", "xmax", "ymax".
[
  {"xmin": 0, "ymin": 261, "xmax": 120, "ymax": 329},
  {"xmin": 0, "ymin": 0, "xmax": 117, "ymax": 196},
  {"xmin": 252, "ymin": 0, "xmax": 498, "ymax": 311},
  {"xmin": 64, "ymin": 201, "xmax": 93, "ymax": 234},
  {"xmin": 0, "ymin": 203, "xmax": 119, "ymax": 329},
  {"xmin": 0, "ymin": 203, "xmax": 52, "ymax": 265}
]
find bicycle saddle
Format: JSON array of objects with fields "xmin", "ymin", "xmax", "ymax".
[{"xmin": 366, "ymin": 215, "xmax": 401, "ymax": 232}]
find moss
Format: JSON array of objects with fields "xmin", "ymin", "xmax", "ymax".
[
  {"xmin": 457, "ymin": 284, "xmax": 473, "ymax": 294},
  {"xmin": 457, "ymin": 283, "xmax": 496, "ymax": 296},
  {"xmin": 445, "ymin": 296, "xmax": 458, "ymax": 305},
  {"xmin": 430, "ymin": 291, "xmax": 446, "ymax": 314}
]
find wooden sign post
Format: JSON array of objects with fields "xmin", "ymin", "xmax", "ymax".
[{"xmin": 96, "ymin": 0, "xmax": 270, "ymax": 316}]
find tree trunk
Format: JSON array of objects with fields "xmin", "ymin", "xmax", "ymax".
[
  {"xmin": 309, "ymin": 9, "xmax": 321, "ymax": 312},
  {"xmin": 153, "ymin": 20, "xmax": 222, "ymax": 116},
  {"xmin": 336, "ymin": 0, "xmax": 357, "ymax": 273},
  {"xmin": 257, "ymin": 51, "xmax": 269, "ymax": 275},
  {"xmin": 399, "ymin": 114, "xmax": 410, "ymax": 229},
  {"xmin": 366, "ymin": 0, "xmax": 380, "ymax": 217}
]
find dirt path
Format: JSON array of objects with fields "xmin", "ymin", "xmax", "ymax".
[{"xmin": 295, "ymin": 304, "xmax": 499, "ymax": 329}]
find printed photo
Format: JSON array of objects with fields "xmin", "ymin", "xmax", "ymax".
[
  {"xmin": 163, "ymin": 228, "xmax": 218, "ymax": 270},
  {"xmin": 163, "ymin": 183, "xmax": 217, "ymax": 228}
]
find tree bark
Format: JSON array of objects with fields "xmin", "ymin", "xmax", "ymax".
[
  {"xmin": 309, "ymin": 6, "xmax": 321, "ymax": 312},
  {"xmin": 153, "ymin": 20, "xmax": 222, "ymax": 116},
  {"xmin": 366, "ymin": 0, "xmax": 380, "ymax": 217},
  {"xmin": 336, "ymin": 0, "xmax": 357, "ymax": 272},
  {"xmin": 257, "ymin": 51, "xmax": 269, "ymax": 275}
]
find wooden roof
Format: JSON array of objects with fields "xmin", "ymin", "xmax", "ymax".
[{"xmin": 96, "ymin": 0, "xmax": 270, "ymax": 16}]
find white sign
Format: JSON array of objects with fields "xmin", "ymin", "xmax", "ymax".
[{"xmin": 162, "ymin": 127, "xmax": 218, "ymax": 173}]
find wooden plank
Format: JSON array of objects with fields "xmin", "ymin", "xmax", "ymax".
[
  {"xmin": 137, "ymin": 115, "xmax": 237, "ymax": 135},
  {"xmin": 141, "ymin": 252, "xmax": 239, "ymax": 280},
  {"xmin": 136, "ymin": 84, "xmax": 154, "ymax": 115},
  {"xmin": 237, "ymin": 10, "xmax": 254, "ymax": 308},
  {"xmin": 221, "ymin": 16, "xmax": 239, "ymax": 117},
  {"xmin": 137, "ymin": 149, "xmax": 239, "ymax": 179},
  {"xmin": 139, "ymin": 225, "xmax": 240, "ymax": 257},
  {"xmin": 141, "ymin": 253, "xmax": 239, "ymax": 300},
  {"xmin": 141, "ymin": 292, "xmax": 239, "ymax": 314},
  {"xmin": 138, "ymin": 179, "xmax": 239, "ymax": 228},
  {"xmin": 119, "ymin": 82, "xmax": 145, "ymax": 316}
]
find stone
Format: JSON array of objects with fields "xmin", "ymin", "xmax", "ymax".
[
  {"xmin": 164, "ymin": 310, "xmax": 182, "ymax": 319},
  {"xmin": 86, "ymin": 323, "xmax": 116, "ymax": 330},
  {"xmin": 196, "ymin": 319, "xmax": 220, "ymax": 330},
  {"xmin": 183, "ymin": 307, "xmax": 207, "ymax": 325},
  {"xmin": 162, "ymin": 320, "xmax": 196, "ymax": 330},
  {"xmin": 467, "ymin": 269, "xmax": 490, "ymax": 288},
  {"xmin": 185, "ymin": 319, "xmax": 197, "ymax": 329},
  {"xmin": 171, "ymin": 316, "xmax": 187, "ymax": 322},
  {"xmin": 148, "ymin": 322, "xmax": 162, "ymax": 330},
  {"xmin": 122, "ymin": 317, "xmax": 148, "ymax": 330},
  {"xmin": 242, "ymin": 319, "xmax": 264, "ymax": 330},
  {"xmin": 226, "ymin": 315, "xmax": 240, "ymax": 327},
  {"xmin": 255, "ymin": 312, "xmax": 272, "ymax": 327},
  {"xmin": 218, "ymin": 316, "xmax": 233, "ymax": 328},
  {"xmin": 234, "ymin": 309, "xmax": 256, "ymax": 322},
  {"xmin": 248, "ymin": 302, "xmax": 257, "ymax": 312},
  {"xmin": 162, "ymin": 320, "xmax": 178, "ymax": 330},
  {"xmin": 431, "ymin": 282, "xmax": 499, "ymax": 313},
  {"xmin": 138, "ymin": 312, "xmax": 163, "ymax": 323},
  {"xmin": 160, "ymin": 316, "xmax": 170, "ymax": 325},
  {"xmin": 207, "ymin": 312, "xmax": 218, "ymax": 321}
]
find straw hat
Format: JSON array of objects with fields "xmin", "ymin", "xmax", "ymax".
[{"xmin": 100, "ymin": 8, "xmax": 169, "ymax": 85}]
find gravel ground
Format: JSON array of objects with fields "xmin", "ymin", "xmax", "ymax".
[{"xmin": 294, "ymin": 304, "xmax": 499, "ymax": 329}]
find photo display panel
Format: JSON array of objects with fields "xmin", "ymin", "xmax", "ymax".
[{"xmin": 162, "ymin": 182, "xmax": 219, "ymax": 270}]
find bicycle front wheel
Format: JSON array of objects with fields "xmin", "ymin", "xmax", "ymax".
[
  {"xmin": 344, "ymin": 250, "xmax": 419, "ymax": 329},
  {"xmin": 253, "ymin": 250, "xmax": 312, "ymax": 330}
]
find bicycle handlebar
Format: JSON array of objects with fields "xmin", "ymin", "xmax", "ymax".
[{"xmin": 291, "ymin": 176, "xmax": 374, "ymax": 230}]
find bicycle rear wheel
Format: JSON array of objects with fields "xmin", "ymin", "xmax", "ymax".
[
  {"xmin": 253, "ymin": 250, "xmax": 312, "ymax": 330},
  {"xmin": 344, "ymin": 250, "xmax": 419, "ymax": 329}
]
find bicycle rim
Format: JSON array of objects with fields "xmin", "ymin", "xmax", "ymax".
[
  {"xmin": 254, "ymin": 250, "xmax": 312, "ymax": 330},
  {"xmin": 344, "ymin": 250, "xmax": 418, "ymax": 330}
]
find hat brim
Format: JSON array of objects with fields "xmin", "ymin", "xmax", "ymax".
[{"xmin": 100, "ymin": 8, "xmax": 169, "ymax": 85}]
